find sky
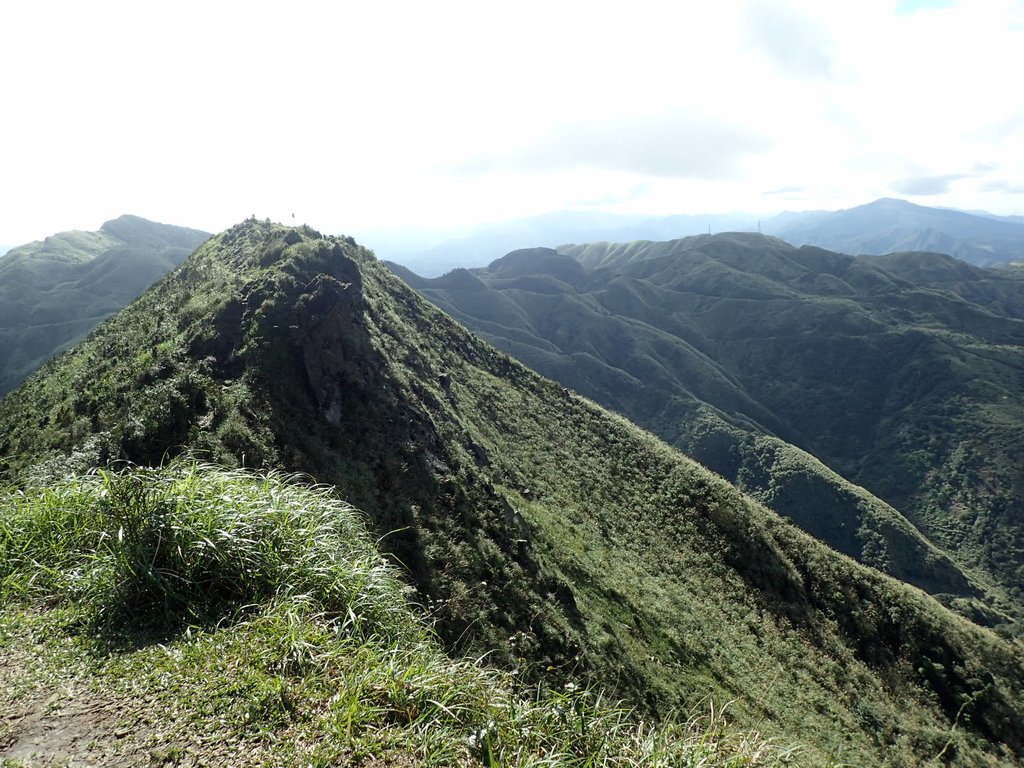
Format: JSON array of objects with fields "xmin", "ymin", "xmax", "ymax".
[{"xmin": 2, "ymin": 0, "xmax": 1023, "ymax": 245}]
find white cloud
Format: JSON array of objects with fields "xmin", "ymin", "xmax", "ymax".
[
  {"xmin": 890, "ymin": 174, "xmax": 968, "ymax": 196},
  {"xmin": 454, "ymin": 110, "xmax": 771, "ymax": 179},
  {"xmin": 2, "ymin": 0, "xmax": 1024, "ymax": 244},
  {"xmin": 741, "ymin": 1, "xmax": 835, "ymax": 79}
]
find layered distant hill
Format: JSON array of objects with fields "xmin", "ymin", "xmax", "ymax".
[
  {"xmin": 397, "ymin": 234, "xmax": 1024, "ymax": 630},
  {"xmin": 365, "ymin": 198, "xmax": 1024, "ymax": 275},
  {"xmin": 7, "ymin": 200, "xmax": 1020, "ymax": 396},
  {"xmin": 2, "ymin": 220, "xmax": 1022, "ymax": 764},
  {"xmin": 359, "ymin": 210, "xmax": 758, "ymax": 277},
  {"xmin": 768, "ymin": 198, "xmax": 1024, "ymax": 266},
  {"xmin": 0, "ymin": 215, "xmax": 209, "ymax": 395}
]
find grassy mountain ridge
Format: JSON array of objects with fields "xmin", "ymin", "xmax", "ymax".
[
  {"xmin": 1, "ymin": 220, "xmax": 1023, "ymax": 764},
  {"xmin": 397, "ymin": 242, "xmax": 979, "ymax": 598},
  {"xmin": 404, "ymin": 233, "xmax": 1024, "ymax": 628},
  {"xmin": 0, "ymin": 215, "xmax": 210, "ymax": 396},
  {"xmin": 362, "ymin": 210, "xmax": 759, "ymax": 277},
  {"xmin": 369, "ymin": 198, "xmax": 1024, "ymax": 276}
]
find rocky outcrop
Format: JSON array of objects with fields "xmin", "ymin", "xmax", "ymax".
[{"xmin": 295, "ymin": 255, "xmax": 369, "ymax": 425}]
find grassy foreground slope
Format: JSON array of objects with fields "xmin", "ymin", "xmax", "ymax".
[
  {"xmin": 2, "ymin": 462, "xmax": 790, "ymax": 766},
  {"xmin": 1, "ymin": 220, "xmax": 1022, "ymax": 765},
  {"xmin": 402, "ymin": 235, "xmax": 1024, "ymax": 628},
  {"xmin": 0, "ymin": 215, "xmax": 209, "ymax": 395}
]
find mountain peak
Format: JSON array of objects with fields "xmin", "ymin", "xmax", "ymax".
[
  {"xmin": 773, "ymin": 198, "xmax": 1024, "ymax": 263},
  {"xmin": 486, "ymin": 245, "xmax": 587, "ymax": 284},
  {"xmin": 863, "ymin": 196, "xmax": 915, "ymax": 208},
  {"xmin": 98, "ymin": 214, "xmax": 211, "ymax": 249},
  {"xmin": 100, "ymin": 213, "xmax": 161, "ymax": 229},
  {"xmin": 0, "ymin": 217, "xmax": 210, "ymax": 395}
]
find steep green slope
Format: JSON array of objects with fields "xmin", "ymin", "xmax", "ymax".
[
  {"xmin": 0, "ymin": 215, "xmax": 209, "ymax": 395},
  {"xmin": 1, "ymin": 220, "xmax": 1022, "ymax": 765},
  {"xmin": 403, "ymin": 234, "xmax": 1024, "ymax": 629}
]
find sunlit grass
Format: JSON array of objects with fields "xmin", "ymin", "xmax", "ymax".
[
  {"xmin": 0, "ymin": 461, "xmax": 803, "ymax": 766},
  {"xmin": 1, "ymin": 461, "xmax": 412, "ymax": 638}
]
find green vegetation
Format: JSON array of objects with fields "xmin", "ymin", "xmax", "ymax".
[
  {"xmin": 1, "ymin": 220, "xmax": 1022, "ymax": 765},
  {"xmin": 405, "ymin": 234, "xmax": 1024, "ymax": 630},
  {"xmin": 0, "ymin": 214, "xmax": 209, "ymax": 396},
  {"xmin": 0, "ymin": 461, "xmax": 407, "ymax": 634},
  {"xmin": 1, "ymin": 461, "xmax": 797, "ymax": 766}
]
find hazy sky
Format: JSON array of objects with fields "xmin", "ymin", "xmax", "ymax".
[{"xmin": 2, "ymin": 0, "xmax": 1023, "ymax": 244}]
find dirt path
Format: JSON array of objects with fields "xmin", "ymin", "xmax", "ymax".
[
  {"xmin": 0, "ymin": 634, "xmax": 159, "ymax": 767},
  {"xmin": 0, "ymin": 627, "xmax": 282, "ymax": 768},
  {"xmin": 2, "ymin": 685, "xmax": 145, "ymax": 766}
]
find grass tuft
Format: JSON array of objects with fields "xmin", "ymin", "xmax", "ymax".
[{"xmin": 1, "ymin": 460, "xmax": 415, "ymax": 639}]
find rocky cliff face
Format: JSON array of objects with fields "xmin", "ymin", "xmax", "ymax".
[{"xmin": 297, "ymin": 267, "xmax": 369, "ymax": 426}]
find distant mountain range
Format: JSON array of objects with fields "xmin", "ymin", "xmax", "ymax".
[
  {"xmin": 0, "ymin": 215, "xmax": 209, "ymax": 395},
  {"xmin": 396, "ymin": 233, "xmax": 1024, "ymax": 631},
  {"xmin": 4, "ymin": 200, "xmax": 1022, "ymax": 398},
  {"xmin": 768, "ymin": 197, "xmax": 1024, "ymax": 266},
  {"xmin": 356, "ymin": 210, "xmax": 759, "ymax": 276},
  {"xmin": 368, "ymin": 198, "xmax": 1024, "ymax": 275}
]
